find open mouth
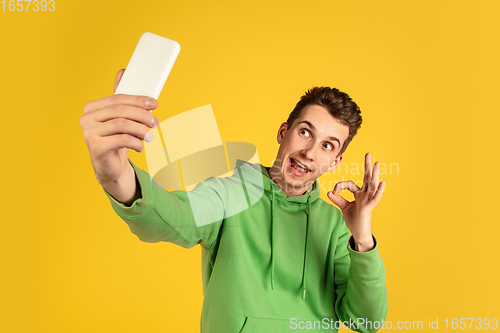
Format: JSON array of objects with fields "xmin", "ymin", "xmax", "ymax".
[{"xmin": 290, "ymin": 158, "xmax": 311, "ymax": 174}]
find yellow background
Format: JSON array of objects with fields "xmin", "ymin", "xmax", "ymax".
[{"xmin": 1, "ymin": 0, "xmax": 499, "ymax": 331}]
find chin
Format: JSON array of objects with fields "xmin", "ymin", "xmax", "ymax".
[{"xmin": 283, "ymin": 172, "xmax": 316, "ymax": 189}]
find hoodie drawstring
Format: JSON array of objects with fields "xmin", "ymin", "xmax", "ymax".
[
  {"xmin": 270, "ymin": 191, "xmax": 275, "ymax": 290},
  {"xmin": 269, "ymin": 192, "xmax": 311, "ymax": 300},
  {"xmin": 302, "ymin": 196, "xmax": 311, "ymax": 299}
]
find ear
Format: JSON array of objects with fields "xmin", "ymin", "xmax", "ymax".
[
  {"xmin": 327, "ymin": 155, "xmax": 343, "ymax": 172},
  {"xmin": 277, "ymin": 122, "xmax": 288, "ymax": 144}
]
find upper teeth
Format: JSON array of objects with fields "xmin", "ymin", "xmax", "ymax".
[{"xmin": 294, "ymin": 159, "xmax": 308, "ymax": 170}]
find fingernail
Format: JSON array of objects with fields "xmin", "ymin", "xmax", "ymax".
[
  {"xmin": 152, "ymin": 117, "xmax": 159, "ymax": 129},
  {"xmin": 144, "ymin": 131, "xmax": 154, "ymax": 142},
  {"xmin": 145, "ymin": 98, "xmax": 157, "ymax": 109}
]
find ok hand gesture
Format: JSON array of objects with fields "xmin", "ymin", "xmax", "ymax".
[{"xmin": 327, "ymin": 153, "xmax": 385, "ymax": 252}]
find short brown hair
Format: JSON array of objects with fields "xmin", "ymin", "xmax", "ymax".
[{"xmin": 286, "ymin": 87, "xmax": 362, "ymax": 157}]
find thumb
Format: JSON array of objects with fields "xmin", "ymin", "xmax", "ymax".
[
  {"xmin": 327, "ymin": 191, "xmax": 349, "ymax": 211},
  {"xmin": 113, "ymin": 68, "xmax": 126, "ymax": 93}
]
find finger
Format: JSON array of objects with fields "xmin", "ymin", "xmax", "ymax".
[
  {"xmin": 93, "ymin": 118, "xmax": 153, "ymax": 142},
  {"xmin": 327, "ymin": 191, "xmax": 351, "ymax": 211},
  {"xmin": 80, "ymin": 105, "xmax": 159, "ymax": 139},
  {"xmin": 92, "ymin": 104, "xmax": 159, "ymax": 129},
  {"xmin": 332, "ymin": 180, "xmax": 361, "ymax": 194},
  {"xmin": 114, "ymin": 69, "xmax": 126, "ymax": 93},
  {"xmin": 83, "ymin": 94, "xmax": 158, "ymax": 114},
  {"xmin": 367, "ymin": 181, "xmax": 386, "ymax": 209},
  {"xmin": 363, "ymin": 153, "xmax": 372, "ymax": 187},
  {"xmin": 91, "ymin": 134, "xmax": 145, "ymax": 155},
  {"xmin": 368, "ymin": 161, "xmax": 380, "ymax": 195}
]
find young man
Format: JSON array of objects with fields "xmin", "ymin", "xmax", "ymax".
[{"xmin": 80, "ymin": 69, "xmax": 388, "ymax": 332}]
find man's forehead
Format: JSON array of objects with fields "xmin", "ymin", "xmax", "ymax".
[{"xmin": 294, "ymin": 106, "xmax": 349, "ymax": 142}]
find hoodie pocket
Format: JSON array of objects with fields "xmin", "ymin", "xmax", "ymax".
[{"xmin": 239, "ymin": 316, "xmax": 293, "ymax": 333}]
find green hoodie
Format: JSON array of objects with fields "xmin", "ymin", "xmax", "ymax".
[{"xmin": 104, "ymin": 159, "xmax": 388, "ymax": 332}]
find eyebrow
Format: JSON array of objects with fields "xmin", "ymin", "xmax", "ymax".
[{"xmin": 297, "ymin": 120, "xmax": 341, "ymax": 146}]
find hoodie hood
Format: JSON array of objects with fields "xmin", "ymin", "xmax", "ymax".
[{"xmin": 234, "ymin": 159, "xmax": 320, "ymax": 299}]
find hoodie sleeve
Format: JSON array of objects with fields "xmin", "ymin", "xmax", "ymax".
[
  {"xmin": 334, "ymin": 223, "xmax": 389, "ymax": 333},
  {"xmin": 102, "ymin": 160, "xmax": 224, "ymax": 250}
]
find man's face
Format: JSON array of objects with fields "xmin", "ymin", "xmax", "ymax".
[{"xmin": 271, "ymin": 104, "xmax": 350, "ymax": 195}]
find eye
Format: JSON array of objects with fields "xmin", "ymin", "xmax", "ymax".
[
  {"xmin": 299, "ymin": 129, "xmax": 310, "ymax": 137},
  {"xmin": 323, "ymin": 142, "xmax": 334, "ymax": 151}
]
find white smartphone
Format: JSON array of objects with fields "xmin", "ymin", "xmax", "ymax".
[{"xmin": 114, "ymin": 32, "xmax": 180, "ymax": 100}]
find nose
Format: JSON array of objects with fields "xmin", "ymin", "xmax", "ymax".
[{"xmin": 301, "ymin": 143, "xmax": 317, "ymax": 161}]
